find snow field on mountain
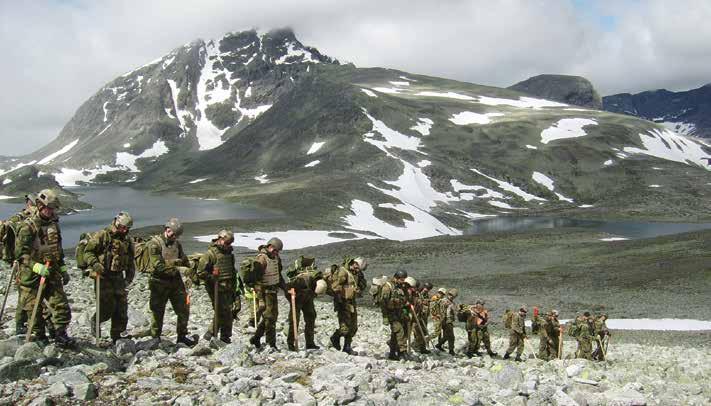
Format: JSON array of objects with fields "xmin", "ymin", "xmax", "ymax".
[
  {"xmin": 471, "ymin": 168, "xmax": 546, "ymax": 202},
  {"xmin": 115, "ymin": 140, "xmax": 169, "ymax": 172},
  {"xmin": 304, "ymin": 160, "xmax": 320, "ymax": 168},
  {"xmin": 195, "ymin": 229, "xmax": 377, "ymax": 250},
  {"xmin": 623, "ymin": 128, "xmax": 710, "ymax": 169},
  {"xmin": 306, "ymin": 141, "xmax": 325, "ymax": 155},
  {"xmin": 531, "ymin": 171, "xmax": 574, "ymax": 202},
  {"xmin": 254, "ymin": 174, "xmax": 270, "ymax": 184},
  {"xmin": 195, "ymin": 40, "xmax": 234, "ymax": 151},
  {"xmin": 449, "ymin": 111, "xmax": 504, "ymax": 125},
  {"xmin": 360, "ymin": 88, "xmax": 377, "ymax": 97},
  {"xmin": 410, "ymin": 118, "xmax": 433, "ymax": 135},
  {"xmin": 540, "ymin": 118, "xmax": 598, "ymax": 144},
  {"xmin": 38, "ymin": 139, "xmax": 79, "ymax": 165},
  {"xmin": 54, "ymin": 165, "xmax": 125, "ymax": 187}
]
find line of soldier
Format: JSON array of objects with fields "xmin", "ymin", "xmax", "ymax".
[{"xmin": 0, "ymin": 190, "xmax": 610, "ymax": 362}]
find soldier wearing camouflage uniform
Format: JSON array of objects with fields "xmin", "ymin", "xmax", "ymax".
[
  {"xmin": 3, "ymin": 194, "xmax": 37, "ymax": 335},
  {"xmin": 504, "ymin": 306, "xmax": 527, "ymax": 361},
  {"xmin": 145, "ymin": 218, "xmax": 196, "ymax": 347},
  {"xmin": 428, "ymin": 287, "xmax": 446, "ymax": 343},
  {"xmin": 436, "ymin": 288, "xmax": 457, "ymax": 356},
  {"xmin": 330, "ymin": 256, "xmax": 367, "ymax": 355},
  {"xmin": 462, "ymin": 300, "xmax": 497, "ymax": 358},
  {"xmin": 592, "ymin": 313, "xmax": 610, "ymax": 361},
  {"xmin": 572, "ymin": 312, "xmax": 595, "ymax": 360},
  {"xmin": 84, "ymin": 212, "xmax": 135, "ymax": 343},
  {"xmin": 410, "ymin": 280, "xmax": 430, "ymax": 355},
  {"xmin": 285, "ymin": 256, "xmax": 326, "ymax": 351},
  {"xmin": 380, "ymin": 270, "xmax": 409, "ymax": 360},
  {"xmin": 249, "ymin": 237, "xmax": 286, "ymax": 350},
  {"xmin": 537, "ymin": 310, "xmax": 560, "ymax": 360},
  {"xmin": 197, "ymin": 230, "xmax": 237, "ymax": 344},
  {"xmin": 15, "ymin": 190, "xmax": 73, "ymax": 345}
]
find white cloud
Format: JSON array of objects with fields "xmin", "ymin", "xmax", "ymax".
[{"xmin": 1, "ymin": 0, "xmax": 710, "ymax": 155}]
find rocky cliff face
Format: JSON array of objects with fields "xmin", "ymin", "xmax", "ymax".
[
  {"xmin": 603, "ymin": 83, "xmax": 711, "ymax": 138},
  {"xmin": 508, "ymin": 74, "xmax": 603, "ymax": 109}
]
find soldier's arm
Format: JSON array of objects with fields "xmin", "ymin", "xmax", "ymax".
[
  {"xmin": 512, "ymin": 315, "xmax": 524, "ymax": 335},
  {"xmin": 331, "ymin": 269, "xmax": 346, "ymax": 296},
  {"xmin": 147, "ymin": 240, "xmax": 168, "ymax": 275},
  {"xmin": 56, "ymin": 226, "xmax": 66, "ymax": 267},
  {"xmin": 178, "ymin": 244, "xmax": 190, "ymax": 267},
  {"xmin": 356, "ymin": 270, "xmax": 367, "ymax": 295},
  {"xmin": 14, "ymin": 223, "xmax": 35, "ymax": 269},
  {"xmin": 196, "ymin": 250, "xmax": 214, "ymax": 280},
  {"xmin": 83, "ymin": 231, "xmax": 105, "ymax": 269},
  {"xmin": 125, "ymin": 240, "xmax": 136, "ymax": 281}
]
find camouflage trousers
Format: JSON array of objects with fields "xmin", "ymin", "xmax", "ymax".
[
  {"xmin": 19, "ymin": 277, "xmax": 71, "ymax": 336},
  {"xmin": 388, "ymin": 315, "xmax": 409, "ymax": 353},
  {"xmin": 287, "ymin": 292, "xmax": 317, "ymax": 348},
  {"xmin": 429, "ymin": 316, "xmax": 442, "ymax": 342},
  {"xmin": 336, "ymin": 301, "xmax": 358, "ymax": 339},
  {"xmin": 148, "ymin": 275, "xmax": 189, "ymax": 337},
  {"xmin": 468, "ymin": 326, "xmax": 494, "ymax": 354},
  {"xmin": 412, "ymin": 315, "xmax": 428, "ymax": 352},
  {"xmin": 538, "ymin": 335, "xmax": 560, "ymax": 360},
  {"xmin": 438, "ymin": 322, "xmax": 455, "ymax": 352},
  {"xmin": 205, "ymin": 280, "xmax": 235, "ymax": 340},
  {"xmin": 91, "ymin": 274, "xmax": 128, "ymax": 340},
  {"xmin": 15, "ymin": 283, "xmax": 28, "ymax": 333},
  {"xmin": 253, "ymin": 285, "xmax": 279, "ymax": 346},
  {"xmin": 506, "ymin": 331, "xmax": 525, "ymax": 356},
  {"xmin": 576, "ymin": 337, "xmax": 593, "ymax": 360}
]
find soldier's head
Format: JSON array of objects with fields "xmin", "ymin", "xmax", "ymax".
[
  {"xmin": 216, "ymin": 229, "xmax": 234, "ymax": 250},
  {"xmin": 422, "ymin": 282, "xmax": 433, "ymax": 293},
  {"xmin": 394, "ymin": 269, "xmax": 408, "ymax": 283},
  {"xmin": 519, "ymin": 306, "xmax": 528, "ymax": 316},
  {"xmin": 404, "ymin": 276, "xmax": 417, "ymax": 289},
  {"xmin": 551, "ymin": 309, "xmax": 559, "ymax": 319},
  {"xmin": 447, "ymin": 288, "xmax": 458, "ymax": 299},
  {"xmin": 113, "ymin": 211, "xmax": 133, "ymax": 236},
  {"xmin": 266, "ymin": 237, "xmax": 283, "ymax": 256},
  {"xmin": 598, "ymin": 313, "xmax": 608, "ymax": 321},
  {"xmin": 36, "ymin": 189, "xmax": 60, "ymax": 219},
  {"xmin": 437, "ymin": 287, "xmax": 447, "ymax": 296},
  {"xmin": 24, "ymin": 194, "xmax": 36, "ymax": 210},
  {"xmin": 164, "ymin": 218, "xmax": 183, "ymax": 241},
  {"xmin": 353, "ymin": 257, "xmax": 367, "ymax": 272}
]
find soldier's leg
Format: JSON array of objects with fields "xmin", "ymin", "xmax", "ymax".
[
  {"xmin": 443, "ymin": 323, "xmax": 455, "ymax": 354},
  {"xmin": 286, "ymin": 295, "xmax": 299, "ymax": 348},
  {"xmin": 21, "ymin": 286, "xmax": 45, "ymax": 338},
  {"xmin": 580, "ymin": 338, "xmax": 592, "ymax": 360},
  {"xmin": 263, "ymin": 289, "xmax": 279, "ymax": 347},
  {"xmin": 253, "ymin": 288, "xmax": 267, "ymax": 340},
  {"xmin": 466, "ymin": 330, "xmax": 477, "ymax": 355},
  {"xmin": 218, "ymin": 287, "xmax": 234, "ymax": 341},
  {"xmin": 342, "ymin": 308, "xmax": 357, "ymax": 354},
  {"xmin": 15, "ymin": 284, "xmax": 28, "ymax": 335},
  {"xmin": 392, "ymin": 319, "xmax": 407, "ymax": 354},
  {"xmin": 46, "ymin": 282, "xmax": 71, "ymax": 334},
  {"xmin": 204, "ymin": 283, "xmax": 217, "ymax": 337},
  {"xmin": 167, "ymin": 278, "xmax": 190, "ymax": 337},
  {"xmin": 149, "ymin": 279, "xmax": 170, "ymax": 337},
  {"xmin": 516, "ymin": 336, "xmax": 525, "ymax": 358},
  {"xmin": 482, "ymin": 328, "xmax": 497, "ymax": 356},
  {"xmin": 413, "ymin": 320, "xmax": 426, "ymax": 352},
  {"xmin": 538, "ymin": 335, "xmax": 548, "ymax": 360},
  {"xmin": 93, "ymin": 277, "xmax": 117, "ymax": 336},
  {"xmin": 505, "ymin": 331, "xmax": 518, "ymax": 357},
  {"xmin": 302, "ymin": 298, "xmax": 317, "ymax": 348},
  {"xmin": 112, "ymin": 280, "xmax": 129, "ymax": 340},
  {"xmin": 549, "ymin": 337, "xmax": 559, "ymax": 359}
]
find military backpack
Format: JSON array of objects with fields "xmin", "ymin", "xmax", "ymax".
[
  {"xmin": 75, "ymin": 231, "xmax": 105, "ymax": 270},
  {"xmin": 133, "ymin": 236, "xmax": 159, "ymax": 274},
  {"xmin": 503, "ymin": 309, "xmax": 514, "ymax": 329},
  {"xmin": 320, "ymin": 264, "xmax": 339, "ymax": 296},
  {"xmin": 239, "ymin": 256, "xmax": 264, "ymax": 288},
  {"xmin": 0, "ymin": 219, "xmax": 21, "ymax": 263}
]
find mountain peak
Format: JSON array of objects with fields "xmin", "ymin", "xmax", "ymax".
[{"xmin": 508, "ymin": 74, "xmax": 602, "ymax": 109}]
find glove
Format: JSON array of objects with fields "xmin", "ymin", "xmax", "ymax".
[
  {"xmin": 548, "ymin": 339, "xmax": 554, "ymax": 345},
  {"xmin": 61, "ymin": 267, "xmax": 70, "ymax": 285},
  {"xmin": 90, "ymin": 263, "xmax": 104, "ymax": 279},
  {"xmin": 32, "ymin": 263, "xmax": 49, "ymax": 277}
]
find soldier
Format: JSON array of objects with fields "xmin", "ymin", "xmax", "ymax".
[
  {"xmin": 574, "ymin": 312, "xmax": 595, "ymax": 360},
  {"xmin": 504, "ymin": 306, "xmax": 527, "ymax": 361},
  {"xmin": 197, "ymin": 229, "xmax": 237, "ymax": 344},
  {"xmin": 84, "ymin": 212, "xmax": 135, "ymax": 343},
  {"xmin": 145, "ymin": 218, "xmax": 196, "ymax": 347},
  {"xmin": 285, "ymin": 256, "xmax": 326, "ymax": 351},
  {"xmin": 436, "ymin": 288, "xmax": 457, "ymax": 356},
  {"xmin": 592, "ymin": 313, "xmax": 610, "ymax": 361},
  {"xmin": 538, "ymin": 310, "xmax": 561, "ymax": 360},
  {"xmin": 380, "ymin": 270, "xmax": 409, "ymax": 360},
  {"xmin": 3, "ymin": 194, "xmax": 37, "ymax": 335},
  {"xmin": 428, "ymin": 287, "xmax": 446, "ymax": 343},
  {"xmin": 249, "ymin": 237, "xmax": 286, "ymax": 350},
  {"xmin": 329, "ymin": 256, "xmax": 367, "ymax": 355},
  {"xmin": 15, "ymin": 189, "xmax": 73, "ymax": 345},
  {"xmin": 465, "ymin": 300, "xmax": 497, "ymax": 358},
  {"xmin": 410, "ymin": 280, "xmax": 430, "ymax": 355}
]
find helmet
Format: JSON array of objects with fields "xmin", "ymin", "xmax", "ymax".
[
  {"xmin": 354, "ymin": 257, "xmax": 367, "ymax": 271},
  {"xmin": 295, "ymin": 256, "xmax": 315, "ymax": 269},
  {"xmin": 164, "ymin": 218, "xmax": 183, "ymax": 236},
  {"xmin": 475, "ymin": 299, "xmax": 484, "ymax": 305},
  {"xmin": 217, "ymin": 229, "xmax": 234, "ymax": 243},
  {"xmin": 25, "ymin": 194, "xmax": 37, "ymax": 205},
  {"xmin": 583, "ymin": 311, "xmax": 591, "ymax": 317},
  {"xmin": 551, "ymin": 309, "xmax": 559, "ymax": 316},
  {"xmin": 267, "ymin": 237, "xmax": 284, "ymax": 251},
  {"xmin": 520, "ymin": 306, "xmax": 528, "ymax": 313},
  {"xmin": 423, "ymin": 282, "xmax": 433, "ymax": 290},
  {"xmin": 404, "ymin": 276, "xmax": 417, "ymax": 287},
  {"xmin": 447, "ymin": 288, "xmax": 458, "ymax": 298},
  {"xmin": 394, "ymin": 270, "xmax": 408, "ymax": 279},
  {"xmin": 437, "ymin": 287, "xmax": 447, "ymax": 295},
  {"xmin": 314, "ymin": 279, "xmax": 328, "ymax": 295},
  {"xmin": 36, "ymin": 189, "xmax": 60, "ymax": 209},
  {"xmin": 114, "ymin": 211, "xmax": 133, "ymax": 228}
]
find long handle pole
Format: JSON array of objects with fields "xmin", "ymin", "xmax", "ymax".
[
  {"xmin": 26, "ymin": 261, "xmax": 50, "ymax": 343},
  {"xmin": 290, "ymin": 288, "xmax": 299, "ymax": 351},
  {"xmin": 558, "ymin": 326, "xmax": 564, "ymax": 359},
  {"xmin": 409, "ymin": 303, "xmax": 428, "ymax": 349},
  {"xmin": 524, "ymin": 337, "xmax": 538, "ymax": 360},
  {"xmin": 0, "ymin": 261, "xmax": 19, "ymax": 324},
  {"xmin": 95, "ymin": 273, "xmax": 101, "ymax": 344},
  {"xmin": 213, "ymin": 267, "xmax": 220, "ymax": 337}
]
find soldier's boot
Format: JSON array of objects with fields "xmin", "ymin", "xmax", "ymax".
[
  {"xmin": 487, "ymin": 350, "xmax": 499, "ymax": 357},
  {"xmin": 250, "ymin": 323, "xmax": 265, "ymax": 348},
  {"xmin": 177, "ymin": 335, "xmax": 198, "ymax": 348},
  {"xmin": 503, "ymin": 352, "xmax": 511, "ymax": 360},
  {"xmin": 449, "ymin": 349, "xmax": 455, "ymax": 356},
  {"xmin": 388, "ymin": 349, "xmax": 399, "ymax": 360},
  {"xmin": 342, "ymin": 337, "xmax": 354, "ymax": 355},
  {"xmin": 305, "ymin": 337, "xmax": 320, "ymax": 350},
  {"xmin": 203, "ymin": 331, "xmax": 214, "ymax": 341},
  {"xmin": 329, "ymin": 331, "xmax": 341, "ymax": 350},
  {"xmin": 54, "ymin": 329, "xmax": 75, "ymax": 347},
  {"xmin": 435, "ymin": 341, "xmax": 444, "ymax": 351},
  {"xmin": 448, "ymin": 341, "xmax": 455, "ymax": 356},
  {"xmin": 514, "ymin": 354, "xmax": 523, "ymax": 362},
  {"xmin": 220, "ymin": 336, "xmax": 232, "ymax": 344},
  {"xmin": 15, "ymin": 320, "xmax": 27, "ymax": 336},
  {"xmin": 466, "ymin": 350, "xmax": 474, "ymax": 358},
  {"xmin": 46, "ymin": 322, "xmax": 57, "ymax": 340},
  {"xmin": 419, "ymin": 348, "xmax": 431, "ymax": 355}
]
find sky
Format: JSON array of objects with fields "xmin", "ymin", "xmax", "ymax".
[{"xmin": 1, "ymin": 0, "xmax": 710, "ymax": 156}]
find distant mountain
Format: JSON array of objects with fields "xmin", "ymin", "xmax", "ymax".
[
  {"xmin": 3, "ymin": 28, "xmax": 711, "ymax": 240},
  {"xmin": 508, "ymin": 74, "xmax": 602, "ymax": 109},
  {"xmin": 603, "ymin": 83, "xmax": 711, "ymax": 138}
]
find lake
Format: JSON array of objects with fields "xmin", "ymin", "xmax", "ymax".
[
  {"xmin": 465, "ymin": 216, "xmax": 711, "ymax": 239},
  {"xmin": 0, "ymin": 186, "xmax": 278, "ymax": 247}
]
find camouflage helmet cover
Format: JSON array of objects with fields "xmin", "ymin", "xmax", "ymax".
[
  {"xmin": 437, "ymin": 287, "xmax": 447, "ymax": 294},
  {"xmin": 36, "ymin": 189, "xmax": 60, "ymax": 209},
  {"xmin": 447, "ymin": 288, "xmax": 459, "ymax": 298},
  {"xmin": 353, "ymin": 257, "xmax": 367, "ymax": 271},
  {"xmin": 114, "ymin": 211, "xmax": 134, "ymax": 228},
  {"xmin": 404, "ymin": 276, "xmax": 417, "ymax": 287},
  {"xmin": 266, "ymin": 237, "xmax": 283, "ymax": 251},
  {"xmin": 217, "ymin": 229, "xmax": 234, "ymax": 242},
  {"xmin": 164, "ymin": 217, "xmax": 183, "ymax": 236}
]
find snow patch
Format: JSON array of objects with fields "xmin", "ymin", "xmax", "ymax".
[
  {"xmin": 245, "ymin": 86, "xmax": 252, "ymax": 98},
  {"xmin": 410, "ymin": 118, "xmax": 433, "ymax": 136},
  {"xmin": 372, "ymin": 87, "xmax": 404, "ymax": 95},
  {"xmin": 254, "ymin": 174, "xmax": 270, "ymax": 184},
  {"xmin": 648, "ymin": 184, "xmax": 661, "ymax": 188},
  {"xmin": 606, "ymin": 319, "xmax": 711, "ymax": 331},
  {"xmin": 38, "ymin": 139, "xmax": 79, "ymax": 165},
  {"xmin": 238, "ymin": 104, "xmax": 272, "ymax": 119},
  {"xmin": 97, "ymin": 124, "xmax": 112, "ymax": 136},
  {"xmin": 449, "ymin": 111, "xmax": 504, "ymax": 125},
  {"xmin": 166, "ymin": 79, "xmax": 192, "ymax": 135},
  {"xmin": 362, "ymin": 110, "xmax": 423, "ymax": 153},
  {"xmin": 0, "ymin": 161, "xmax": 37, "ymax": 177},
  {"xmin": 661, "ymin": 121, "xmax": 696, "ymax": 136},
  {"xmin": 361, "ymin": 89, "xmax": 377, "ymax": 98},
  {"xmin": 579, "ymin": 204, "xmax": 595, "ymax": 208},
  {"xmin": 540, "ymin": 118, "xmax": 598, "ymax": 144},
  {"xmin": 604, "ymin": 159, "xmax": 614, "ymax": 166},
  {"xmin": 488, "ymin": 200, "xmax": 525, "ymax": 210},
  {"xmin": 472, "ymin": 168, "xmax": 546, "ymax": 202},
  {"xmin": 389, "ymin": 81, "xmax": 410, "ymax": 87},
  {"xmin": 162, "ymin": 55, "xmax": 176, "ymax": 70},
  {"xmin": 53, "ymin": 165, "xmax": 123, "ymax": 187},
  {"xmin": 189, "ymin": 178, "xmax": 207, "ymax": 184},
  {"xmin": 623, "ymin": 128, "xmax": 710, "ymax": 169},
  {"xmin": 399, "ymin": 76, "xmax": 416, "ymax": 82},
  {"xmin": 532, "ymin": 172, "xmax": 555, "ymax": 191},
  {"xmin": 304, "ymin": 160, "xmax": 320, "ymax": 168},
  {"xmin": 275, "ymin": 42, "xmax": 320, "ymax": 65},
  {"xmin": 195, "ymin": 41, "xmax": 233, "ymax": 150},
  {"xmin": 600, "ymin": 237, "xmax": 629, "ymax": 242},
  {"xmin": 306, "ymin": 142, "xmax": 325, "ymax": 155},
  {"xmin": 477, "ymin": 96, "xmax": 567, "ymax": 109},
  {"xmin": 416, "ymin": 91, "xmax": 475, "ymax": 101},
  {"xmin": 2, "ymin": 179, "xmax": 12, "ymax": 185},
  {"xmin": 102, "ymin": 101, "xmax": 110, "ymax": 122},
  {"xmin": 0, "ymin": 195, "xmax": 15, "ymax": 200},
  {"xmin": 417, "ymin": 160, "xmax": 431, "ymax": 168},
  {"xmin": 525, "ymin": 145, "xmax": 538, "ymax": 150},
  {"xmin": 115, "ymin": 140, "xmax": 169, "ymax": 172},
  {"xmin": 196, "ymin": 230, "xmax": 376, "ymax": 250}
]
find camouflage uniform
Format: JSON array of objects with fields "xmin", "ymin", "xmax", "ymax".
[
  {"xmin": 197, "ymin": 243, "xmax": 237, "ymax": 342},
  {"xmin": 251, "ymin": 246, "xmax": 284, "ymax": 348},
  {"xmin": 84, "ymin": 227, "xmax": 135, "ymax": 341},
  {"xmin": 538, "ymin": 314, "xmax": 561, "ymax": 360},
  {"xmin": 15, "ymin": 213, "xmax": 71, "ymax": 340},
  {"xmin": 330, "ymin": 257, "xmax": 366, "ymax": 353},
  {"xmin": 285, "ymin": 263, "xmax": 321, "ymax": 350},
  {"xmin": 463, "ymin": 304, "xmax": 496, "ymax": 357},
  {"xmin": 381, "ymin": 278, "xmax": 409, "ymax": 357},
  {"xmin": 436, "ymin": 295, "xmax": 456, "ymax": 355},
  {"xmin": 505, "ymin": 311, "xmax": 527, "ymax": 360},
  {"xmin": 428, "ymin": 293, "xmax": 443, "ymax": 342},
  {"xmin": 146, "ymin": 234, "xmax": 191, "ymax": 338},
  {"xmin": 411, "ymin": 288, "xmax": 430, "ymax": 353},
  {"xmin": 573, "ymin": 315, "xmax": 595, "ymax": 360},
  {"xmin": 3, "ymin": 205, "xmax": 37, "ymax": 334},
  {"xmin": 592, "ymin": 315, "xmax": 610, "ymax": 361}
]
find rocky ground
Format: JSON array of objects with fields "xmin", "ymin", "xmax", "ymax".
[{"xmin": 0, "ymin": 260, "xmax": 709, "ymax": 406}]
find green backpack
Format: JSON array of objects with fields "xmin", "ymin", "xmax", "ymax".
[
  {"xmin": 320, "ymin": 264, "xmax": 339, "ymax": 297},
  {"xmin": 0, "ymin": 219, "xmax": 21, "ymax": 263},
  {"xmin": 503, "ymin": 309, "xmax": 513, "ymax": 329},
  {"xmin": 239, "ymin": 256, "xmax": 264, "ymax": 288},
  {"xmin": 75, "ymin": 231, "xmax": 104, "ymax": 270},
  {"xmin": 133, "ymin": 236, "xmax": 160, "ymax": 274}
]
